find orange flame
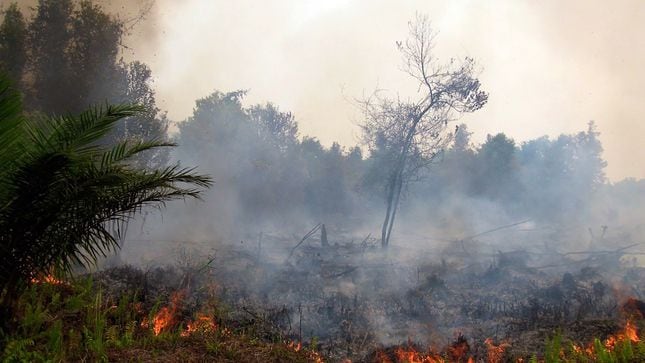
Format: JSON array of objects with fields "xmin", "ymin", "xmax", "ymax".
[
  {"xmin": 181, "ymin": 314, "xmax": 217, "ymax": 337},
  {"xmin": 393, "ymin": 346, "xmax": 445, "ymax": 363},
  {"xmin": 288, "ymin": 341, "xmax": 302, "ymax": 352},
  {"xmin": 604, "ymin": 319, "xmax": 639, "ymax": 350},
  {"xmin": 624, "ymin": 319, "xmax": 639, "ymax": 342},
  {"xmin": 30, "ymin": 274, "xmax": 65, "ymax": 285},
  {"xmin": 152, "ymin": 290, "xmax": 185, "ymax": 336},
  {"xmin": 446, "ymin": 334, "xmax": 470, "ymax": 362},
  {"xmin": 484, "ymin": 338, "xmax": 509, "ymax": 363},
  {"xmin": 287, "ymin": 341, "xmax": 324, "ymax": 362}
]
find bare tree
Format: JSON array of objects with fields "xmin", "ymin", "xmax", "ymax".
[{"xmin": 360, "ymin": 14, "xmax": 488, "ymax": 247}]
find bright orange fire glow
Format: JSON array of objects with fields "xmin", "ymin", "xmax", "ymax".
[
  {"xmin": 287, "ymin": 341, "xmax": 324, "ymax": 362},
  {"xmin": 152, "ymin": 290, "xmax": 185, "ymax": 336},
  {"xmin": 484, "ymin": 338, "xmax": 509, "ymax": 363},
  {"xmin": 30, "ymin": 274, "xmax": 65, "ymax": 285},
  {"xmin": 288, "ymin": 341, "xmax": 302, "ymax": 352},
  {"xmin": 393, "ymin": 346, "xmax": 445, "ymax": 363},
  {"xmin": 181, "ymin": 314, "xmax": 217, "ymax": 337},
  {"xmin": 624, "ymin": 319, "xmax": 639, "ymax": 342},
  {"xmin": 604, "ymin": 319, "xmax": 639, "ymax": 350}
]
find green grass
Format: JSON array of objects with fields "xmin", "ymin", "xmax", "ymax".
[
  {"xmin": 535, "ymin": 329, "xmax": 645, "ymax": 363},
  {"xmin": 1, "ymin": 276, "xmax": 321, "ymax": 362}
]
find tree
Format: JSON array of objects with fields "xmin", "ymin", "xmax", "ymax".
[
  {"xmin": 517, "ymin": 122, "xmax": 606, "ymax": 222},
  {"xmin": 2, "ymin": 0, "xmax": 168, "ymax": 168},
  {"xmin": 175, "ymin": 91, "xmax": 309, "ymax": 227},
  {"xmin": 248, "ymin": 102, "xmax": 298, "ymax": 153},
  {"xmin": 360, "ymin": 14, "xmax": 488, "ymax": 247},
  {"xmin": 0, "ymin": 74, "xmax": 212, "ymax": 302},
  {"xmin": 27, "ymin": 0, "xmax": 75, "ymax": 114},
  {"xmin": 0, "ymin": 3, "xmax": 27, "ymax": 85},
  {"xmin": 473, "ymin": 133, "xmax": 519, "ymax": 201},
  {"xmin": 111, "ymin": 61, "xmax": 170, "ymax": 169}
]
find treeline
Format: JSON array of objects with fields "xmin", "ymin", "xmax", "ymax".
[
  {"xmin": 173, "ymin": 87, "xmax": 610, "ymax": 229},
  {"xmin": 174, "ymin": 90, "xmax": 365, "ymax": 228},
  {"xmin": 0, "ymin": 0, "xmax": 168, "ymax": 168},
  {"xmin": 414, "ymin": 123, "xmax": 607, "ymax": 224},
  {"xmin": 0, "ymin": 1, "xmax": 633, "ymax": 235}
]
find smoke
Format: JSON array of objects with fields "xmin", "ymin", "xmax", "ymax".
[
  {"xmin": 113, "ymin": 85, "xmax": 645, "ymax": 350},
  {"xmin": 103, "ymin": 0, "xmax": 645, "ymax": 181},
  {"xmin": 4, "ymin": 0, "xmax": 642, "ymax": 179},
  {"xmin": 4, "ymin": 0, "xmax": 645, "ymax": 354}
]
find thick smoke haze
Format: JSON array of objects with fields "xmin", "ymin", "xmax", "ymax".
[
  {"xmin": 3, "ymin": 2, "xmax": 645, "ymax": 357},
  {"xmin": 4, "ymin": 0, "xmax": 644, "ymax": 180},
  {"xmin": 122, "ymin": 0, "xmax": 644, "ymax": 181}
]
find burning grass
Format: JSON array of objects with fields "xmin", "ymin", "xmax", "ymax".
[
  {"xmin": 4, "ymin": 258, "xmax": 645, "ymax": 362},
  {"xmin": 0, "ymin": 271, "xmax": 322, "ymax": 362}
]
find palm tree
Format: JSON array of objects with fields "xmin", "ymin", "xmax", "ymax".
[{"xmin": 0, "ymin": 74, "xmax": 212, "ymax": 301}]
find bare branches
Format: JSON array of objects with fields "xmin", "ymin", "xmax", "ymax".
[
  {"xmin": 398, "ymin": 14, "xmax": 437, "ymax": 93},
  {"xmin": 360, "ymin": 14, "xmax": 488, "ymax": 247}
]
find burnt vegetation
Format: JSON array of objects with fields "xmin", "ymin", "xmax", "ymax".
[{"xmin": 1, "ymin": 1, "xmax": 645, "ymax": 362}]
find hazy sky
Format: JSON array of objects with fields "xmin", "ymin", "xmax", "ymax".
[{"xmin": 6, "ymin": 0, "xmax": 645, "ymax": 180}]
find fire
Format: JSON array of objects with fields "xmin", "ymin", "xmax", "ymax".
[
  {"xmin": 484, "ymin": 338, "xmax": 509, "ymax": 363},
  {"xmin": 393, "ymin": 346, "xmax": 445, "ymax": 363},
  {"xmin": 288, "ymin": 341, "xmax": 302, "ymax": 352},
  {"xmin": 30, "ymin": 273, "xmax": 65, "ymax": 285},
  {"xmin": 374, "ymin": 336, "xmax": 474, "ymax": 363},
  {"xmin": 376, "ymin": 350, "xmax": 393, "ymax": 363},
  {"xmin": 572, "ymin": 343, "xmax": 593, "ymax": 356},
  {"xmin": 287, "ymin": 341, "xmax": 324, "ymax": 363},
  {"xmin": 567, "ymin": 317, "xmax": 641, "ymax": 360},
  {"xmin": 446, "ymin": 334, "xmax": 470, "ymax": 362},
  {"xmin": 604, "ymin": 319, "xmax": 639, "ymax": 350},
  {"xmin": 625, "ymin": 319, "xmax": 639, "ymax": 342},
  {"xmin": 152, "ymin": 290, "xmax": 185, "ymax": 336},
  {"xmin": 181, "ymin": 313, "xmax": 217, "ymax": 337}
]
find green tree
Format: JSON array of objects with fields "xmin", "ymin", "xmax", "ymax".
[
  {"xmin": 27, "ymin": 0, "xmax": 75, "ymax": 114},
  {"xmin": 0, "ymin": 3, "xmax": 26, "ymax": 84},
  {"xmin": 473, "ymin": 133, "xmax": 519, "ymax": 201},
  {"xmin": 0, "ymin": 74, "xmax": 211, "ymax": 303},
  {"xmin": 518, "ymin": 122, "xmax": 606, "ymax": 222},
  {"xmin": 361, "ymin": 14, "xmax": 487, "ymax": 247},
  {"xmin": 2, "ymin": 0, "xmax": 168, "ymax": 168}
]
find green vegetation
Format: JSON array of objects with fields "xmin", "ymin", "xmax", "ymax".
[
  {"xmin": 1, "ymin": 276, "xmax": 320, "ymax": 362},
  {"xmin": 0, "ymin": 74, "xmax": 211, "ymax": 300},
  {"xmin": 538, "ymin": 330, "xmax": 645, "ymax": 363}
]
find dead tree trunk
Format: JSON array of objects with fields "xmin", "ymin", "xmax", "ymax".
[
  {"xmin": 321, "ymin": 224, "xmax": 328, "ymax": 247},
  {"xmin": 381, "ymin": 117, "xmax": 420, "ymax": 247},
  {"xmin": 364, "ymin": 14, "xmax": 488, "ymax": 248}
]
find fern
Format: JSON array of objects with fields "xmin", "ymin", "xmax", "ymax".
[
  {"xmin": 45, "ymin": 319, "xmax": 64, "ymax": 359},
  {"xmin": 2, "ymin": 338, "xmax": 43, "ymax": 363},
  {"xmin": 106, "ymin": 325, "xmax": 120, "ymax": 348},
  {"xmin": 593, "ymin": 338, "xmax": 616, "ymax": 363},
  {"xmin": 544, "ymin": 331, "xmax": 562, "ymax": 363}
]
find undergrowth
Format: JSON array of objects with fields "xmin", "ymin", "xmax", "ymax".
[
  {"xmin": 2, "ymin": 273, "xmax": 644, "ymax": 363},
  {"xmin": 538, "ymin": 329, "xmax": 645, "ymax": 363},
  {"xmin": 0, "ymin": 276, "xmax": 318, "ymax": 363}
]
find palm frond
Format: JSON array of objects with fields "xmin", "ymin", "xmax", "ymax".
[
  {"xmin": 0, "ymin": 93, "xmax": 212, "ymax": 297},
  {"xmin": 100, "ymin": 138, "xmax": 176, "ymax": 168},
  {"xmin": 0, "ymin": 74, "xmax": 27, "ymax": 196},
  {"xmin": 25, "ymin": 104, "xmax": 143, "ymax": 154}
]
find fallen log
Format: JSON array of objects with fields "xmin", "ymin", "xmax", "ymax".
[{"xmin": 285, "ymin": 223, "xmax": 322, "ymax": 263}]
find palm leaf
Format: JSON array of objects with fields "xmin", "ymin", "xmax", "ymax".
[{"xmin": 0, "ymin": 88, "xmax": 212, "ymax": 297}]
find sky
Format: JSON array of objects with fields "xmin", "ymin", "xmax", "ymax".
[{"xmin": 6, "ymin": 0, "xmax": 645, "ymax": 181}]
